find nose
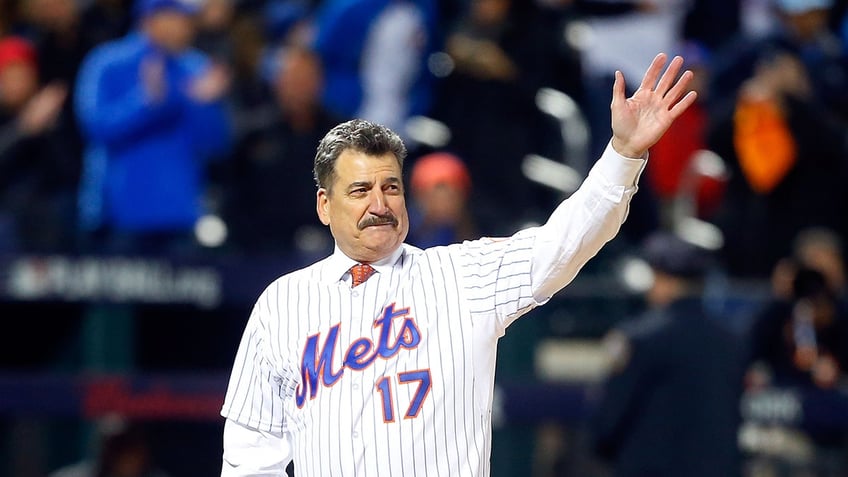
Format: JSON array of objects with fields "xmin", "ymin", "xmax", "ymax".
[{"xmin": 367, "ymin": 188, "xmax": 389, "ymax": 215}]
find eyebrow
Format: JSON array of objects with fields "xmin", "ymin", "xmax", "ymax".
[{"xmin": 346, "ymin": 177, "xmax": 402, "ymax": 191}]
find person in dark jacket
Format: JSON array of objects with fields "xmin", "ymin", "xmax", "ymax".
[
  {"xmin": 0, "ymin": 35, "xmax": 78, "ymax": 252},
  {"xmin": 588, "ymin": 231, "xmax": 745, "ymax": 477}
]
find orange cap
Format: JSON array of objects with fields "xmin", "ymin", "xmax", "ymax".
[{"xmin": 410, "ymin": 152, "xmax": 471, "ymax": 196}]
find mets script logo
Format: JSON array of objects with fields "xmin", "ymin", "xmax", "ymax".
[{"xmin": 295, "ymin": 303, "xmax": 421, "ymax": 407}]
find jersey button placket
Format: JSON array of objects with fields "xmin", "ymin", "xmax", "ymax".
[{"xmin": 348, "ymin": 276, "xmax": 368, "ymax": 443}]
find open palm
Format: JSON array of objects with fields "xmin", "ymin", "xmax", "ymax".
[{"xmin": 610, "ymin": 53, "xmax": 697, "ymax": 158}]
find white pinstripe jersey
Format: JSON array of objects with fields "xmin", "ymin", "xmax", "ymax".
[
  {"xmin": 221, "ymin": 142, "xmax": 645, "ymax": 476},
  {"xmin": 223, "ymin": 234, "xmax": 537, "ymax": 476}
]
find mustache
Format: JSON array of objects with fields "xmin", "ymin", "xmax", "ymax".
[{"xmin": 358, "ymin": 213, "xmax": 399, "ymax": 230}]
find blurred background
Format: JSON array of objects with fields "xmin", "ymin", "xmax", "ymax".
[{"xmin": 2, "ymin": 0, "xmax": 848, "ymax": 475}]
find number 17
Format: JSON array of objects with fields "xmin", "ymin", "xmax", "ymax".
[{"xmin": 375, "ymin": 369, "xmax": 432, "ymax": 423}]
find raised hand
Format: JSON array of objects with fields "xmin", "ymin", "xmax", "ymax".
[
  {"xmin": 610, "ymin": 53, "xmax": 697, "ymax": 158},
  {"xmin": 17, "ymin": 82, "xmax": 68, "ymax": 136},
  {"xmin": 189, "ymin": 62, "xmax": 231, "ymax": 103}
]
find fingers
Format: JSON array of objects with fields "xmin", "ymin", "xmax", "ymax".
[
  {"xmin": 638, "ymin": 53, "xmax": 668, "ymax": 91},
  {"xmin": 669, "ymin": 90, "xmax": 698, "ymax": 118},
  {"xmin": 663, "ymin": 69, "xmax": 695, "ymax": 108},
  {"xmin": 654, "ymin": 55, "xmax": 684, "ymax": 97}
]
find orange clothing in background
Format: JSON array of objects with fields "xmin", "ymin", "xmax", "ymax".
[{"xmin": 733, "ymin": 97, "xmax": 797, "ymax": 195}]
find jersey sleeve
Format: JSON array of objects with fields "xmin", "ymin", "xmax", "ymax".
[
  {"xmin": 529, "ymin": 141, "xmax": 645, "ymax": 302},
  {"xmin": 221, "ymin": 284, "xmax": 297, "ymax": 434},
  {"xmin": 222, "ymin": 419, "xmax": 292, "ymax": 476},
  {"xmin": 454, "ymin": 141, "xmax": 646, "ymax": 334},
  {"xmin": 455, "ymin": 229, "xmax": 539, "ymax": 334}
]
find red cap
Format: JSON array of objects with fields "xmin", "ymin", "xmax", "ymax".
[
  {"xmin": 0, "ymin": 37, "xmax": 37, "ymax": 75},
  {"xmin": 411, "ymin": 152, "xmax": 472, "ymax": 196}
]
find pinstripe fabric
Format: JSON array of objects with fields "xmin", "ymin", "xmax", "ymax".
[
  {"xmin": 220, "ymin": 141, "xmax": 646, "ymax": 476},
  {"xmin": 222, "ymin": 233, "xmax": 537, "ymax": 476}
]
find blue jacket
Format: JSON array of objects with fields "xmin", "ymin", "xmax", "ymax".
[{"xmin": 75, "ymin": 32, "xmax": 231, "ymax": 232}]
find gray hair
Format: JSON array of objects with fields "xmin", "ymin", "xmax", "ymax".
[{"xmin": 313, "ymin": 119, "xmax": 407, "ymax": 191}]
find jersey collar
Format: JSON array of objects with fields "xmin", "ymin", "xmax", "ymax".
[{"xmin": 322, "ymin": 244, "xmax": 405, "ymax": 285}]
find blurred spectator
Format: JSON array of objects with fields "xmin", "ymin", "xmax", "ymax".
[
  {"xmin": 74, "ymin": 0, "xmax": 233, "ymax": 256},
  {"xmin": 194, "ymin": 0, "xmax": 236, "ymax": 62},
  {"xmin": 220, "ymin": 44, "xmax": 337, "ymax": 256},
  {"xmin": 312, "ymin": 0, "xmax": 439, "ymax": 137},
  {"xmin": 588, "ymin": 230, "xmax": 744, "ymax": 477},
  {"xmin": 225, "ymin": 12, "xmax": 274, "ymax": 117},
  {"xmin": 18, "ymin": 0, "xmax": 99, "ymax": 189},
  {"xmin": 770, "ymin": 226, "xmax": 847, "ymax": 300},
  {"xmin": 406, "ymin": 151, "xmax": 477, "ymax": 248},
  {"xmin": 49, "ymin": 418, "xmax": 170, "ymax": 477},
  {"xmin": 710, "ymin": 0, "xmax": 848, "ymax": 118},
  {"xmin": 744, "ymin": 266, "xmax": 848, "ymax": 475},
  {"xmin": 432, "ymin": 0, "xmax": 563, "ymax": 236},
  {"xmin": 793, "ymin": 227, "xmax": 847, "ymax": 295},
  {"xmin": 19, "ymin": 0, "xmax": 90, "ymax": 88},
  {"xmin": 747, "ymin": 267, "xmax": 848, "ymax": 390},
  {"xmin": 0, "ymin": 35, "xmax": 79, "ymax": 252},
  {"xmin": 707, "ymin": 0, "xmax": 848, "ymax": 278},
  {"xmin": 262, "ymin": 0, "xmax": 312, "ymax": 48}
]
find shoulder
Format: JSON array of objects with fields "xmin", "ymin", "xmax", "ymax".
[
  {"xmin": 78, "ymin": 34, "xmax": 145, "ymax": 80},
  {"xmin": 84, "ymin": 33, "xmax": 145, "ymax": 65}
]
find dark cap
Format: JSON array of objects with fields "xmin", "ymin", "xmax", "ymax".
[{"xmin": 641, "ymin": 231, "xmax": 713, "ymax": 279}]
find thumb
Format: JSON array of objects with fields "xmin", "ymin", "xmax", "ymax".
[{"xmin": 611, "ymin": 70, "xmax": 626, "ymax": 110}]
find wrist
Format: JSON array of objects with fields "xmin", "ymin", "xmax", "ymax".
[{"xmin": 611, "ymin": 137, "xmax": 645, "ymax": 159}]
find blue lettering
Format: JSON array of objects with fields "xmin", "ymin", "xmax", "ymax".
[
  {"xmin": 297, "ymin": 304, "xmax": 422, "ymax": 405},
  {"xmin": 344, "ymin": 338, "xmax": 375, "ymax": 370},
  {"xmin": 295, "ymin": 324, "xmax": 343, "ymax": 408}
]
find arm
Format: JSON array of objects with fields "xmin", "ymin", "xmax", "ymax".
[
  {"xmin": 222, "ymin": 419, "xmax": 292, "ymax": 477},
  {"xmin": 75, "ymin": 50, "xmax": 184, "ymax": 145},
  {"xmin": 221, "ymin": 288, "xmax": 296, "ymax": 476},
  {"xmin": 531, "ymin": 53, "xmax": 697, "ymax": 301},
  {"xmin": 0, "ymin": 83, "xmax": 67, "ymax": 160},
  {"xmin": 456, "ymin": 54, "xmax": 695, "ymax": 330}
]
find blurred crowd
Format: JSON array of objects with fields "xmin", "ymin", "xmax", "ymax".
[
  {"xmin": 3, "ymin": 0, "xmax": 848, "ymax": 475},
  {"xmin": 0, "ymin": 0, "xmax": 847, "ymax": 272}
]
